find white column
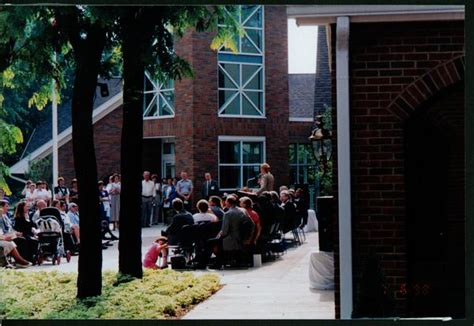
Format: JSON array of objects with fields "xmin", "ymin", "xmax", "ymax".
[
  {"xmin": 336, "ymin": 16, "xmax": 353, "ymax": 319},
  {"xmin": 51, "ymin": 55, "xmax": 58, "ymax": 197}
]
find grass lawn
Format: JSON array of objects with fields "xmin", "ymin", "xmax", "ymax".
[{"xmin": 0, "ymin": 268, "xmax": 220, "ymax": 319}]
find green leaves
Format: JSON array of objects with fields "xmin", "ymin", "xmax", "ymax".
[{"xmin": 0, "ymin": 269, "xmax": 221, "ymax": 319}]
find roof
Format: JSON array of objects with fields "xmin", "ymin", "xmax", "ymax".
[
  {"xmin": 288, "ymin": 5, "xmax": 464, "ymax": 25},
  {"xmin": 10, "ymin": 78, "xmax": 123, "ymax": 175},
  {"xmin": 289, "ymin": 74, "xmax": 316, "ymax": 121},
  {"xmin": 21, "ymin": 78, "xmax": 122, "ymax": 159}
]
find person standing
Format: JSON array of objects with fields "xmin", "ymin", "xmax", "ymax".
[
  {"xmin": 141, "ymin": 171, "xmax": 155, "ymax": 228},
  {"xmin": 162, "ymin": 177, "xmax": 177, "ymax": 225},
  {"xmin": 54, "ymin": 177, "xmax": 70, "ymax": 203},
  {"xmin": 201, "ymin": 172, "xmax": 219, "ymax": 200},
  {"xmin": 69, "ymin": 179, "xmax": 79, "ymax": 205},
  {"xmin": 24, "ymin": 183, "xmax": 36, "ymax": 211},
  {"xmin": 256, "ymin": 163, "xmax": 275, "ymax": 195},
  {"xmin": 176, "ymin": 171, "xmax": 193, "ymax": 212},
  {"xmin": 33, "ymin": 181, "xmax": 52, "ymax": 206},
  {"xmin": 151, "ymin": 174, "xmax": 162, "ymax": 225},
  {"xmin": 107, "ymin": 174, "xmax": 121, "ymax": 230}
]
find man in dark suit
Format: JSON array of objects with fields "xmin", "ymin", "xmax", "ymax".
[
  {"xmin": 280, "ymin": 190, "xmax": 297, "ymax": 234},
  {"xmin": 163, "ymin": 198, "xmax": 194, "ymax": 245},
  {"xmin": 201, "ymin": 172, "xmax": 219, "ymax": 200},
  {"xmin": 210, "ymin": 195, "xmax": 254, "ymax": 269}
]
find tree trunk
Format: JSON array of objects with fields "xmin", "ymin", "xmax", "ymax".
[
  {"xmin": 71, "ymin": 28, "xmax": 106, "ymax": 298},
  {"xmin": 118, "ymin": 11, "xmax": 155, "ymax": 278}
]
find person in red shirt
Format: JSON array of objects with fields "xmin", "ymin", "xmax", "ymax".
[{"xmin": 239, "ymin": 196, "xmax": 261, "ymax": 245}]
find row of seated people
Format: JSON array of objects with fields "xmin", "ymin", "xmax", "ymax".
[
  {"xmin": 144, "ymin": 188, "xmax": 309, "ymax": 270},
  {"xmin": 0, "ymin": 199, "xmax": 82, "ymax": 268},
  {"xmin": 0, "ymin": 196, "xmax": 107, "ymax": 268}
]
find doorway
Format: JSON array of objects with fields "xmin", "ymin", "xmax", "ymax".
[{"xmin": 404, "ymin": 84, "xmax": 464, "ymax": 318}]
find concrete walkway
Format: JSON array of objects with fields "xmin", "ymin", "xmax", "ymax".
[
  {"xmin": 26, "ymin": 226, "xmax": 335, "ymax": 319},
  {"xmin": 184, "ymin": 231, "xmax": 335, "ymax": 319}
]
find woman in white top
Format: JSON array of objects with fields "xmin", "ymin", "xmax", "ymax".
[
  {"xmin": 24, "ymin": 183, "xmax": 36, "ymax": 209},
  {"xmin": 108, "ymin": 174, "xmax": 121, "ymax": 230},
  {"xmin": 33, "ymin": 181, "xmax": 52, "ymax": 206},
  {"xmin": 192, "ymin": 200, "xmax": 218, "ymax": 224}
]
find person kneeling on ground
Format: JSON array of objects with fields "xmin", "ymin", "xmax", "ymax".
[{"xmin": 143, "ymin": 236, "xmax": 168, "ymax": 269}]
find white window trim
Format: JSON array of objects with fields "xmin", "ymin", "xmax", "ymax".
[
  {"xmin": 218, "ymin": 136, "xmax": 266, "ymax": 191},
  {"xmin": 143, "ymin": 70, "xmax": 175, "ymax": 120},
  {"xmin": 218, "ymin": 5, "xmax": 264, "ymax": 56},
  {"xmin": 218, "ymin": 5, "xmax": 266, "ymax": 119},
  {"xmin": 217, "ymin": 58, "xmax": 265, "ymax": 118}
]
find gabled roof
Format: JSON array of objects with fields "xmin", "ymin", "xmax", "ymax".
[
  {"xmin": 10, "ymin": 78, "xmax": 123, "ymax": 175},
  {"xmin": 289, "ymin": 74, "xmax": 315, "ymax": 121}
]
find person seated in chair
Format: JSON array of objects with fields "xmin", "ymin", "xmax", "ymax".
[
  {"xmin": 0, "ymin": 207, "xmax": 32, "ymax": 268},
  {"xmin": 162, "ymin": 198, "xmax": 194, "ymax": 246},
  {"xmin": 13, "ymin": 201, "xmax": 39, "ymax": 262},
  {"xmin": 209, "ymin": 196, "xmax": 225, "ymax": 222},
  {"xmin": 67, "ymin": 203, "xmax": 80, "ymax": 244},
  {"xmin": 31, "ymin": 199, "xmax": 47, "ymax": 224},
  {"xmin": 211, "ymin": 195, "xmax": 254, "ymax": 269},
  {"xmin": 193, "ymin": 200, "xmax": 218, "ymax": 224},
  {"xmin": 280, "ymin": 190, "xmax": 297, "ymax": 234}
]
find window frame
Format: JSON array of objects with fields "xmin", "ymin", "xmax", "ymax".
[
  {"xmin": 217, "ymin": 5, "xmax": 266, "ymax": 119},
  {"xmin": 143, "ymin": 70, "xmax": 175, "ymax": 120},
  {"xmin": 218, "ymin": 5, "xmax": 265, "ymax": 56},
  {"xmin": 289, "ymin": 143, "xmax": 318, "ymax": 185},
  {"xmin": 218, "ymin": 136, "xmax": 266, "ymax": 191}
]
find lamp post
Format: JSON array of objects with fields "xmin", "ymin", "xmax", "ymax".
[
  {"xmin": 309, "ymin": 114, "xmax": 332, "ymax": 179},
  {"xmin": 309, "ymin": 114, "xmax": 334, "ymax": 252}
]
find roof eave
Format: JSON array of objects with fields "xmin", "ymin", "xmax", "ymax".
[
  {"xmin": 9, "ymin": 91, "xmax": 123, "ymax": 175},
  {"xmin": 288, "ymin": 5, "xmax": 465, "ymax": 25}
]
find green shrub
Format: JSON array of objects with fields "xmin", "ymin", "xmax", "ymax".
[{"xmin": 0, "ymin": 269, "xmax": 220, "ymax": 319}]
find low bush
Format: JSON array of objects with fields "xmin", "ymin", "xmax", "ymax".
[{"xmin": 0, "ymin": 269, "xmax": 220, "ymax": 319}]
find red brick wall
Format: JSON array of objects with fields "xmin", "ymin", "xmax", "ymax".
[
  {"xmin": 58, "ymin": 106, "xmax": 123, "ymax": 183},
  {"xmin": 289, "ymin": 121, "xmax": 313, "ymax": 143},
  {"xmin": 144, "ymin": 6, "xmax": 291, "ymax": 201},
  {"xmin": 331, "ymin": 20, "xmax": 464, "ymax": 317}
]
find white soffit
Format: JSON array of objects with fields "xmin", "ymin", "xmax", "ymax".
[{"xmin": 287, "ymin": 5, "xmax": 465, "ymax": 24}]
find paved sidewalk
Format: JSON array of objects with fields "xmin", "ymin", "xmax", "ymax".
[{"xmin": 184, "ymin": 231, "xmax": 335, "ymax": 319}]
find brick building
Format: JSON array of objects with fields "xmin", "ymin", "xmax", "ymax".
[
  {"xmin": 289, "ymin": 4, "xmax": 465, "ymax": 319},
  {"xmin": 10, "ymin": 5, "xmax": 316, "ymax": 204}
]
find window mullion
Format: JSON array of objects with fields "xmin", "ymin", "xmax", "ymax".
[{"xmin": 240, "ymin": 141, "xmax": 244, "ymax": 188}]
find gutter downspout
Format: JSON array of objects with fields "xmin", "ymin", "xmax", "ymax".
[{"xmin": 336, "ymin": 16, "xmax": 353, "ymax": 319}]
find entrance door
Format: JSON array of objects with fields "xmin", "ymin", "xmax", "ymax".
[
  {"xmin": 404, "ymin": 84, "xmax": 464, "ymax": 318},
  {"xmin": 162, "ymin": 140, "xmax": 175, "ymax": 178}
]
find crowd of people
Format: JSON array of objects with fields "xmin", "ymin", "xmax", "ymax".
[
  {"xmin": 143, "ymin": 163, "xmax": 310, "ymax": 270},
  {"xmin": 0, "ymin": 175, "xmax": 121, "ymax": 268},
  {"xmin": 1, "ymin": 162, "xmax": 310, "ymax": 270}
]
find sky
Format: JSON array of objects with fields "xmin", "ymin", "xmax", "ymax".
[{"xmin": 287, "ymin": 18, "xmax": 318, "ymax": 74}]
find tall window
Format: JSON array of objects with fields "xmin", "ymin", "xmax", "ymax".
[
  {"xmin": 219, "ymin": 137, "xmax": 265, "ymax": 190},
  {"xmin": 289, "ymin": 143, "xmax": 317, "ymax": 186},
  {"xmin": 218, "ymin": 5, "xmax": 264, "ymax": 117},
  {"xmin": 143, "ymin": 71, "xmax": 175, "ymax": 119},
  {"xmin": 289, "ymin": 143, "xmax": 318, "ymax": 208}
]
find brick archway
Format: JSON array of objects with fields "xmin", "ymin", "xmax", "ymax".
[{"xmin": 387, "ymin": 55, "xmax": 465, "ymax": 120}]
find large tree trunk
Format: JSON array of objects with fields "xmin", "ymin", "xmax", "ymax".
[
  {"xmin": 71, "ymin": 27, "xmax": 107, "ymax": 298},
  {"xmin": 118, "ymin": 10, "xmax": 155, "ymax": 278}
]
